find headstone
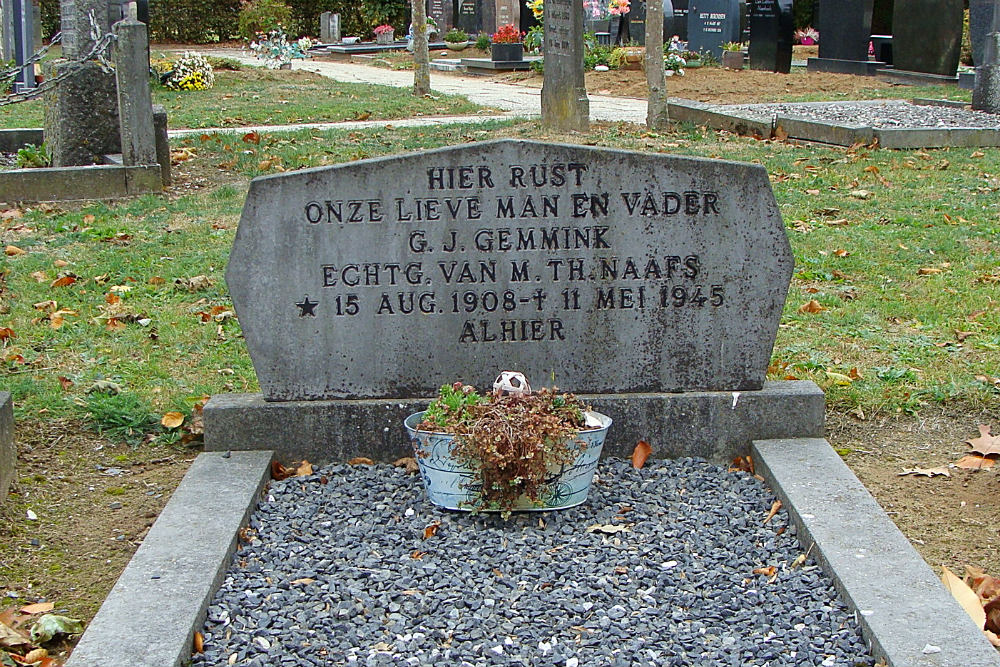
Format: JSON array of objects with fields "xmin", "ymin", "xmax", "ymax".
[
  {"xmin": 495, "ymin": 0, "xmax": 518, "ymax": 28},
  {"xmin": 11, "ymin": 0, "xmax": 36, "ymax": 92},
  {"xmin": 891, "ymin": 0, "xmax": 962, "ymax": 75},
  {"xmin": 0, "ymin": 393, "xmax": 13, "ymax": 507},
  {"xmin": 320, "ymin": 12, "xmax": 341, "ymax": 42},
  {"xmin": 687, "ymin": 0, "xmax": 740, "ymax": 57},
  {"xmin": 428, "ymin": 0, "xmax": 454, "ymax": 32},
  {"xmin": 662, "ymin": 0, "xmax": 675, "ymax": 40},
  {"xmin": 672, "ymin": 0, "xmax": 689, "ymax": 39},
  {"xmin": 62, "ymin": 0, "xmax": 112, "ymax": 59},
  {"xmin": 226, "ymin": 139, "xmax": 792, "ymax": 400},
  {"xmin": 629, "ymin": 0, "xmax": 647, "ymax": 44},
  {"xmin": 748, "ymin": 0, "xmax": 793, "ymax": 72},
  {"xmin": 971, "ymin": 0, "xmax": 994, "ymax": 65},
  {"xmin": 114, "ymin": 7, "xmax": 156, "ymax": 168},
  {"xmin": 542, "ymin": 0, "xmax": 589, "ymax": 132},
  {"xmin": 1, "ymin": 1, "xmax": 13, "ymax": 62},
  {"xmin": 457, "ymin": 0, "xmax": 482, "ymax": 34},
  {"xmin": 816, "ymin": 0, "xmax": 872, "ymax": 61},
  {"xmin": 972, "ymin": 1, "xmax": 1000, "ymax": 112}
]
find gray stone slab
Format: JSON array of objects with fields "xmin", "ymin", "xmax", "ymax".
[
  {"xmin": 0, "ymin": 127, "xmax": 43, "ymax": 152},
  {"xmin": 807, "ymin": 57, "xmax": 886, "ymax": 75},
  {"xmin": 667, "ymin": 99, "xmax": 775, "ymax": 137},
  {"xmin": 775, "ymin": 115, "xmax": 875, "ymax": 146},
  {"xmin": 227, "ymin": 139, "xmax": 793, "ymax": 400},
  {"xmin": 874, "ymin": 126, "xmax": 1000, "ymax": 148},
  {"xmin": 460, "ymin": 56, "xmax": 540, "ymax": 71},
  {"xmin": 0, "ymin": 392, "xmax": 13, "ymax": 505},
  {"xmin": 752, "ymin": 438, "xmax": 1000, "ymax": 667},
  {"xmin": 0, "ymin": 163, "xmax": 162, "ymax": 202},
  {"xmin": 65, "ymin": 450, "xmax": 272, "ymax": 667},
  {"xmin": 204, "ymin": 380, "xmax": 824, "ymax": 465},
  {"xmin": 876, "ymin": 68, "xmax": 960, "ymax": 86}
]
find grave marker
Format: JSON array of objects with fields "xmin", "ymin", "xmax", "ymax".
[
  {"xmin": 541, "ymin": 0, "xmax": 589, "ymax": 131},
  {"xmin": 629, "ymin": 0, "xmax": 647, "ymax": 44},
  {"xmin": 748, "ymin": 0, "xmax": 793, "ymax": 73},
  {"xmin": 428, "ymin": 0, "xmax": 454, "ymax": 32},
  {"xmin": 816, "ymin": 0, "xmax": 871, "ymax": 60},
  {"xmin": 495, "ymin": 0, "xmax": 519, "ymax": 28},
  {"xmin": 892, "ymin": 0, "xmax": 962, "ymax": 75},
  {"xmin": 687, "ymin": 0, "xmax": 740, "ymax": 57},
  {"xmin": 457, "ymin": 0, "xmax": 483, "ymax": 34},
  {"xmin": 320, "ymin": 12, "xmax": 341, "ymax": 42},
  {"xmin": 226, "ymin": 140, "xmax": 793, "ymax": 401}
]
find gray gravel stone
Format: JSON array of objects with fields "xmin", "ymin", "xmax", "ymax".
[
  {"xmin": 192, "ymin": 458, "xmax": 874, "ymax": 667},
  {"xmin": 725, "ymin": 99, "xmax": 1000, "ymax": 128}
]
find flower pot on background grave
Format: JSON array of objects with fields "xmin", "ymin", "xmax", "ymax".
[
  {"xmin": 490, "ymin": 42, "xmax": 524, "ymax": 62},
  {"xmin": 445, "ymin": 40, "xmax": 469, "ymax": 50},
  {"xmin": 404, "ymin": 410, "xmax": 612, "ymax": 511}
]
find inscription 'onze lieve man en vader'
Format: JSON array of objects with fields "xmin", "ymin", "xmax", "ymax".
[{"xmin": 227, "ymin": 140, "xmax": 793, "ymax": 400}]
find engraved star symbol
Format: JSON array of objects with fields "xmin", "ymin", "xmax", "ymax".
[{"xmin": 295, "ymin": 295, "xmax": 318, "ymax": 317}]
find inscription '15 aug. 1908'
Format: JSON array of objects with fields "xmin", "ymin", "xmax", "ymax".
[
  {"xmin": 298, "ymin": 163, "xmax": 725, "ymax": 344},
  {"xmin": 227, "ymin": 140, "xmax": 793, "ymax": 399}
]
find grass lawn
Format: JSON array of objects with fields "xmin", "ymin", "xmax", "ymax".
[
  {"xmin": 1, "ymin": 104, "xmax": 998, "ymax": 658},
  {"xmin": 0, "ymin": 66, "xmax": 487, "ymax": 130}
]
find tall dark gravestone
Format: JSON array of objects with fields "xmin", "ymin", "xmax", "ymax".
[
  {"xmin": 816, "ymin": 0, "xmax": 872, "ymax": 60},
  {"xmin": 457, "ymin": 0, "xmax": 483, "ymax": 34},
  {"xmin": 971, "ymin": 0, "xmax": 994, "ymax": 65},
  {"xmin": 428, "ymin": 0, "xmax": 454, "ymax": 31},
  {"xmin": 687, "ymin": 0, "xmax": 740, "ymax": 58},
  {"xmin": 891, "ymin": 0, "xmax": 962, "ymax": 75},
  {"xmin": 748, "ymin": 0, "xmax": 793, "ymax": 72},
  {"xmin": 629, "ymin": 0, "xmax": 647, "ymax": 44},
  {"xmin": 672, "ymin": 0, "xmax": 689, "ymax": 39}
]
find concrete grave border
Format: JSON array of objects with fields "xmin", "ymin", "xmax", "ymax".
[
  {"xmin": 667, "ymin": 97, "xmax": 1000, "ymax": 148},
  {"xmin": 63, "ymin": 433, "xmax": 1000, "ymax": 667}
]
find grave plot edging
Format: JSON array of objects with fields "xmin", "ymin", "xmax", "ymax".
[
  {"xmin": 64, "ymin": 450, "xmax": 273, "ymax": 667},
  {"xmin": 752, "ymin": 437, "xmax": 1000, "ymax": 667}
]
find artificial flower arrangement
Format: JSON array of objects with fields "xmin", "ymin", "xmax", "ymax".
[
  {"xmin": 374, "ymin": 24, "xmax": 395, "ymax": 36},
  {"xmin": 492, "ymin": 23, "xmax": 524, "ymax": 44},
  {"xmin": 794, "ymin": 26, "xmax": 819, "ymax": 45},
  {"xmin": 608, "ymin": 0, "xmax": 630, "ymax": 16},
  {"xmin": 249, "ymin": 29, "xmax": 313, "ymax": 68},
  {"xmin": 162, "ymin": 51, "xmax": 215, "ymax": 90}
]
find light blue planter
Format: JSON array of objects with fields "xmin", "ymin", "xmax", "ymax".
[{"xmin": 404, "ymin": 411, "xmax": 612, "ymax": 511}]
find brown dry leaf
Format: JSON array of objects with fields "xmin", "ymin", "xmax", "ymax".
[
  {"xmin": 917, "ymin": 267, "xmax": 943, "ymax": 275},
  {"xmin": 833, "ymin": 248, "xmax": 850, "ymax": 257},
  {"xmin": 848, "ymin": 367, "xmax": 863, "ymax": 380},
  {"xmin": 19, "ymin": 602, "xmax": 54, "ymax": 615},
  {"xmin": 898, "ymin": 467, "xmax": 950, "ymax": 477},
  {"xmin": 849, "ymin": 189, "xmax": 872, "ymax": 199},
  {"xmin": 965, "ymin": 566, "xmax": 1000, "ymax": 601},
  {"xmin": 804, "ymin": 188, "xmax": 820, "ymax": 195},
  {"xmin": 149, "ymin": 275, "xmax": 167, "ymax": 285},
  {"xmin": 987, "ymin": 629, "xmax": 1000, "ymax": 648},
  {"xmin": 0, "ymin": 620, "xmax": 31, "ymax": 649},
  {"xmin": 161, "ymin": 411, "xmax": 185, "ymax": 429},
  {"xmin": 752, "ymin": 566, "xmax": 777, "ymax": 577},
  {"xmin": 966, "ymin": 425, "xmax": 1000, "ymax": 458},
  {"xmin": 82, "ymin": 214, "xmax": 96, "ymax": 224},
  {"xmin": 955, "ymin": 455, "xmax": 996, "ymax": 470},
  {"xmin": 729, "ymin": 456, "xmax": 754, "ymax": 474},
  {"xmin": 942, "ymin": 565, "xmax": 987, "ymax": 630},
  {"xmin": 955, "ymin": 330, "xmax": 974, "ymax": 342},
  {"xmin": 53, "ymin": 259, "xmax": 68, "ymax": 268},
  {"xmin": 423, "ymin": 521, "xmax": 441, "ymax": 539},
  {"xmin": 23, "ymin": 648, "xmax": 49, "ymax": 664},
  {"xmin": 290, "ymin": 577, "xmax": 315, "ymax": 585},
  {"xmin": 348, "ymin": 457, "xmax": 374, "ymax": 466},
  {"xmin": 863, "ymin": 165, "xmax": 880, "ymax": 174},
  {"xmin": 49, "ymin": 309, "xmax": 76, "ymax": 329},
  {"xmin": 242, "ymin": 131, "xmax": 261, "ymax": 144},
  {"xmin": 971, "ymin": 151, "xmax": 986, "ymax": 158},
  {"xmin": 5, "ymin": 245, "xmax": 26, "ymax": 256},
  {"xmin": 295, "ymin": 460, "xmax": 314, "ymax": 477},
  {"xmin": 798, "ymin": 300, "xmax": 825, "ymax": 314},
  {"xmin": 271, "ymin": 460, "xmax": 293, "ymax": 481},
  {"xmin": 986, "ymin": 597, "xmax": 1000, "ymax": 634},
  {"xmin": 763, "ymin": 499, "xmax": 782, "ymax": 524},
  {"xmin": 410, "ymin": 550, "xmax": 425, "ymax": 560},
  {"xmin": 50, "ymin": 275, "xmax": 77, "ymax": 288},
  {"xmin": 193, "ymin": 631, "xmax": 204, "ymax": 654},
  {"xmin": 0, "ymin": 327, "xmax": 14, "ymax": 341},
  {"xmin": 57, "ymin": 376, "xmax": 73, "ymax": 391},
  {"xmin": 393, "ymin": 457, "xmax": 419, "ymax": 474},
  {"xmin": 631, "ymin": 440, "xmax": 652, "ymax": 469}
]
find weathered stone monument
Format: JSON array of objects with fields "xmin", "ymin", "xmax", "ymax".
[
  {"xmin": 973, "ymin": 0, "xmax": 1000, "ymax": 112},
  {"xmin": 687, "ymin": 0, "xmax": 740, "ymax": 58},
  {"xmin": 807, "ymin": 0, "xmax": 885, "ymax": 74},
  {"xmin": 748, "ymin": 0, "xmax": 793, "ymax": 73},
  {"xmin": 206, "ymin": 139, "xmax": 824, "ymax": 463},
  {"xmin": 113, "ymin": 2, "xmax": 156, "ymax": 167},
  {"xmin": 972, "ymin": 0, "xmax": 995, "ymax": 65},
  {"xmin": 541, "ymin": 0, "xmax": 589, "ymax": 131},
  {"xmin": 0, "ymin": 393, "xmax": 13, "ymax": 506},
  {"xmin": 44, "ymin": 0, "xmax": 121, "ymax": 166},
  {"xmin": 891, "ymin": 0, "xmax": 962, "ymax": 76},
  {"xmin": 319, "ymin": 11, "xmax": 341, "ymax": 43}
]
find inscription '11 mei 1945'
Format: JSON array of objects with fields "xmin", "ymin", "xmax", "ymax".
[{"xmin": 295, "ymin": 163, "xmax": 726, "ymax": 344}]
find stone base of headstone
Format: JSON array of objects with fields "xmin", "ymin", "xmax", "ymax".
[
  {"xmin": 972, "ymin": 63, "xmax": 1000, "ymax": 113},
  {"xmin": 204, "ymin": 381, "xmax": 825, "ymax": 466},
  {"xmin": 959, "ymin": 70, "xmax": 976, "ymax": 90},
  {"xmin": 43, "ymin": 60, "xmax": 121, "ymax": 166},
  {"xmin": 0, "ymin": 392, "xmax": 14, "ymax": 505},
  {"xmin": 806, "ymin": 57, "xmax": 886, "ymax": 76},
  {"xmin": 875, "ymin": 68, "xmax": 960, "ymax": 86}
]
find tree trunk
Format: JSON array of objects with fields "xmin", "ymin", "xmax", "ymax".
[
  {"xmin": 412, "ymin": 0, "xmax": 431, "ymax": 96},
  {"xmin": 645, "ymin": 0, "xmax": 669, "ymax": 129}
]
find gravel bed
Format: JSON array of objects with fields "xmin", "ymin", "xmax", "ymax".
[
  {"xmin": 723, "ymin": 99, "xmax": 1000, "ymax": 128},
  {"xmin": 193, "ymin": 458, "xmax": 875, "ymax": 667}
]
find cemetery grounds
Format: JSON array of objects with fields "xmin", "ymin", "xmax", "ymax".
[{"xmin": 0, "ymin": 57, "xmax": 998, "ymax": 661}]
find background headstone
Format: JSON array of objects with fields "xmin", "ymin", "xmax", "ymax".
[
  {"xmin": 687, "ymin": 0, "xmax": 740, "ymax": 57},
  {"xmin": 672, "ymin": 0, "xmax": 689, "ymax": 39},
  {"xmin": 971, "ymin": 0, "xmax": 994, "ymax": 65},
  {"xmin": 226, "ymin": 139, "xmax": 793, "ymax": 400},
  {"xmin": 629, "ymin": 0, "xmax": 647, "ymax": 44},
  {"xmin": 114, "ymin": 6, "xmax": 156, "ymax": 168},
  {"xmin": 457, "ymin": 0, "xmax": 483, "ymax": 33},
  {"xmin": 972, "ymin": 0, "xmax": 1000, "ymax": 111},
  {"xmin": 816, "ymin": 0, "xmax": 873, "ymax": 60},
  {"xmin": 748, "ymin": 0, "xmax": 793, "ymax": 72},
  {"xmin": 891, "ymin": 0, "xmax": 962, "ymax": 75},
  {"xmin": 428, "ymin": 0, "xmax": 454, "ymax": 32},
  {"xmin": 495, "ymin": 0, "xmax": 518, "ymax": 27},
  {"xmin": 320, "ymin": 12, "xmax": 342, "ymax": 42},
  {"xmin": 541, "ymin": 0, "xmax": 589, "ymax": 131},
  {"xmin": 11, "ymin": 0, "xmax": 37, "ymax": 92}
]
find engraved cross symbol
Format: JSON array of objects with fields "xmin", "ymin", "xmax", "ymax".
[{"xmin": 295, "ymin": 295, "xmax": 318, "ymax": 317}]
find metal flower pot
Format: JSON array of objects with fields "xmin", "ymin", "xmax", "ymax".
[{"xmin": 405, "ymin": 410, "xmax": 612, "ymax": 511}]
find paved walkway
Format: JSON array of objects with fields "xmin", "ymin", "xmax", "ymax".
[{"xmin": 202, "ymin": 48, "xmax": 650, "ymax": 125}]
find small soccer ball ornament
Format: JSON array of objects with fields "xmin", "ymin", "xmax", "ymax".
[{"xmin": 493, "ymin": 371, "xmax": 531, "ymax": 396}]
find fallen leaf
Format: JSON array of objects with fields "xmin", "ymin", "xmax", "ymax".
[
  {"xmin": 849, "ymin": 189, "xmax": 872, "ymax": 199},
  {"xmin": 753, "ymin": 566, "xmax": 776, "ymax": 577},
  {"xmin": 824, "ymin": 370, "xmax": 853, "ymax": 386},
  {"xmin": 271, "ymin": 460, "xmax": 292, "ymax": 481},
  {"xmin": 53, "ymin": 259, "xmax": 68, "ymax": 268},
  {"xmin": 0, "ymin": 621, "xmax": 31, "ymax": 649},
  {"xmin": 19, "ymin": 603, "xmax": 53, "ymax": 615},
  {"xmin": 971, "ymin": 151, "xmax": 985, "ymax": 158},
  {"xmin": 917, "ymin": 267, "xmax": 943, "ymax": 275},
  {"xmin": 728, "ymin": 456, "xmax": 754, "ymax": 474},
  {"xmin": 295, "ymin": 460, "xmax": 313, "ymax": 476},
  {"xmin": 29, "ymin": 614, "xmax": 84, "ymax": 643},
  {"xmin": 848, "ymin": 367, "xmax": 863, "ymax": 380},
  {"xmin": 955, "ymin": 455, "xmax": 996, "ymax": 470},
  {"xmin": 423, "ymin": 521, "xmax": 441, "ymax": 539},
  {"xmin": 290, "ymin": 577, "xmax": 315, "ymax": 585},
  {"xmin": 585, "ymin": 523, "xmax": 630, "ymax": 535},
  {"xmin": 242, "ymin": 131, "xmax": 261, "ymax": 144},
  {"xmin": 29, "ymin": 271, "xmax": 47, "ymax": 282},
  {"xmin": 833, "ymin": 249, "xmax": 850, "ymax": 257},
  {"xmin": 0, "ymin": 328, "xmax": 14, "ymax": 341},
  {"xmin": 410, "ymin": 550, "xmax": 425, "ymax": 560},
  {"xmin": 631, "ymin": 440, "xmax": 651, "ymax": 469},
  {"xmin": 955, "ymin": 330, "xmax": 974, "ymax": 342},
  {"xmin": 50, "ymin": 275, "xmax": 77, "ymax": 288},
  {"xmin": 898, "ymin": 467, "xmax": 950, "ymax": 477},
  {"xmin": 763, "ymin": 499, "xmax": 782, "ymax": 524},
  {"xmin": 966, "ymin": 425, "xmax": 1000, "ymax": 458},
  {"xmin": 798, "ymin": 299, "xmax": 826, "ymax": 314},
  {"xmin": 348, "ymin": 457, "xmax": 374, "ymax": 466},
  {"xmin": 161, "ymin": 412, "xmax": 184, "ymax": 429},
  {"xmin": 941, "ymin": 565, "xmax": 987, "ymax": 630},
  {"xmin": 393, "ymin": 457, "xmax": 419, "ymax": 474},
  {"xmin": 193, "ymin": 631, "xmax": 204, "ymax": 654},
  {"xmin": 22, "ymin": 648, "xmax": 49, "ymax": 664},
  {"xmin": 4, "ymin": 245, "xmax": 25, "ymax": 256}
]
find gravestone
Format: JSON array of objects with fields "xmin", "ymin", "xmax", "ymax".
[
  {"xmin": 816, "ymin": 0, "xmax": 871, "ymax": 60},
  {"xmin": 542, "ymin": 0, "xmax": 589, "ymax": 131},
  {"xmin": 0, "ymin": 393, "xmax": 12, "ymax": 506},
  {"xmin": 495, "ymin": 0, "xmax": 519, "ymax": 28},
  {"xmin": 10, "ymin": 0, "xmax": 36, "ymax": 92},
  {"xmin": 211, "ymin": 139, "xmax": 818, "ymax": 463},
  {"xmin": 320, "ymin": 12, "xmax": 341, "ymax": 42},
  {"xmin": 672, "ymin": 0, "xmax": 689, "ymax": 39},
  {"xmin": 687, "ymin": 0, "xmax": 740, "ymax": 57},
  {"xmin": 457, "ymin": 0, "xmax": 483, "ymax": 34},
  {"xmin": 748, "ymin": 0, "xmax": 793, "ymax": 73},
  {"xmin": 971, "ymin": 0, "xmax": 994, "ymax": 65},
  {"xmin": 629, "ymin": 0, "xmax": 647, "ymax": 44},
  {"xmin": 46, "ymin": 0, "xmax": 121, "ymax": 166},
  {"xmin": 891, "ymin": 0, "xmax": 962, "ymax": 75},
  {"xmin": 428, "ymin": 0, "xmax": 454, "ymax": 32},
  {"xmin": 972, "ymin": 0, "xmax": 1000, "ymax": 112}
]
